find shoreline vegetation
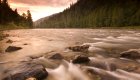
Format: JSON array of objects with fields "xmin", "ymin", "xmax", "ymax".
[
  {"xmin": 38, "ymin": 26, "xmax": 140, "ymax": 29},
  {"xmin": 0, "ymin": 23, "xmax": 30, "ymax": 30}
]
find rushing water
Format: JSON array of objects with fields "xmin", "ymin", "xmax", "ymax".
[{"xmin": 0, "ymin": 29, "xmax": 140, "ymax": 80}]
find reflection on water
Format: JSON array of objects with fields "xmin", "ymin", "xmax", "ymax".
[{"xmin": 0, "ymin": 29, "xmax": 140, "ymax": 80}]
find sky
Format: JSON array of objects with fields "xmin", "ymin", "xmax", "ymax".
[{"xmin": 9, "ymin": 0, "xmax": 77, "ymax": 21}]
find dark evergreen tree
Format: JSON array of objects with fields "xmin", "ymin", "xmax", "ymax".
[
  {"xmin": 27, "ymin": 10, "xmax": 33, "ymax": 27},
  {"xmin": 22, "ymin": 13, "xmax": 26, "ymax": 19},
  {"xmin": 0, "ymin": 0, "xmax": 2, "ymax": 23},
  {"xmin": 14, "ymin": 9, "xmax": 18, "ymax": 14},
  {"xmin": 3, "ymin": 0, "xmax": 8, "ymax": 3}
]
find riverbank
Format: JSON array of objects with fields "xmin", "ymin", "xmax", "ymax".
[{"xmin": 0, "ymin": 23, "xmax": 29, "ymax": 30}]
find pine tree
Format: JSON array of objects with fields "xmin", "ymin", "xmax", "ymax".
[
  {"xmin": 22, "ymin": 13, "xmax": 26, "ymax": 19},
  {"xmin": 14, "ymin": 9, "xmax": 18, "ymax": 14},
  {"xmin": 21, "ymin": 13, "xmax": 27, "ymax": 26},
  {"xmin": 0, "ymin": 0, "xmax": 1, "ymax": 23},
  {"xmin": 3, "ymin": 0, "xmax": 7, "ymax": 3},
  {"xmin": 27, "ymin": 10, "xmax": 33, "ymax": 28},
  {"xmin": 2, "ymin": 0, "xmax": 7, "ymax": 4}
]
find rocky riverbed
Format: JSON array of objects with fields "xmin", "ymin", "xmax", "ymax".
[{"xmin": 0, "ymin": 29, "xmax": 140, "ymax": 80}]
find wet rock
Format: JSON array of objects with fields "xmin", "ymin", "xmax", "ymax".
[
  {"xmin": 72, "ymin": 55, "xmax": 90, "ymax": 64},
  {"xmin": 24, "ymin": 43, "xmax": 28, "ymax": 45},
  {"xmin": 5, "ymin": 46, "xmax": 22, "ymax": 52},
  {"xmin": 120, "ymin": 49, "xmax": 140, "ymax": 59},
  {"xmin": 26, "ymin": 77, "xmax": 37, "ymax": 80},
  {"xmin": 49, "ymin": 53, "xmax": 63, "ymax": 60},
  {"xmin": 68, "ymin": 45, "xmax": 90, "ymax": 52},
  {"xmin": 5, "ymin": 34, "xmax": 10, "ymax": 37},
  {"xmin": 89, "ymin": 58, "xmax": 117, "ymax": 71},
  {"xmin": 85, "ymin": 67, "xmax": 140, "ymax": 80},
  {"xmin": 3, "ymin": 65, "xmax": 48, "ymax": 80},
  {"xmin": 0, "ymin": 34, "xmax": 9, "ymax": 40},
  {"xmin": 29, "ymin": 56, "xmax": 43, "ymax": 59},
  {"xmin": 6, "ymin": 39, "xmax": 13, "ymax": 43}
]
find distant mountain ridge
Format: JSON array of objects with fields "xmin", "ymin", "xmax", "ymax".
[{"xmin": 35, "ymin": 0, "xmax": 140, "ymax": 28}]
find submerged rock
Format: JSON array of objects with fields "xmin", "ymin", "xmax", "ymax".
[
  {"xmin": 49, "ymin": 53, "xmax": 63, "ymax": 60},
  {"xmin": 72, "ymin": 55, "xmax": 90, "ymax": 64},
  {"xmin": 3, "ymin": 64, "xmax": 48, "ymax": 80},
  {"xmin": 29, "ymin": 55, "xmax": 43, "ymax": 59},
  {"xmin": 23, "ymin": 43, "xmax": 28, "ymax": 45},
  {"xmin": 6, "ymin": 39, "xmax": 13, "ymax": 43},
  {"xmin": 26, "ymin": 77, "xmax": 37, "ymax": 80},
  {"xmin": 68, "ymin": 45, "xmax": 90, "ymax": 52},
  {"xmin": 85, "ymin": 67, "xmax": 140, "ymax": 80},
  {"xmin": 5, "ymin": 46, "xmax": 22, "ymax": 52},
  {"xmin": 120, "ymin": 49, "xmax": 140, "ymax": 59}
]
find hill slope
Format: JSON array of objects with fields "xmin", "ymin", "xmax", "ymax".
[{"xmin": 35, "ymin": 0, "xmax": 140, "ymax": 28}]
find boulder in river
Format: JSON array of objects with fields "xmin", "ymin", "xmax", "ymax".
[
  {"xmin": 3, "ymin": 64, "xmax": 48, "ymax": 80},
  {"xmin": 26, "ymin": 77, "xmax": 37, "ymax": 80},
  {"xmin": 23, "ymin": 43, "xmax": 28, "ymax": 45},
  {"xmin": 72, "ymin": 55, "xmax": 90, "ymax": 64},
  {"xmin": 6, "ymin": 39, "xmax": 13, "ymax": 43},
  {"xmin": 5, "ymin": 46, "xmax": 22, "ymax": 52},
  {"xmin": 49, "ymin": 53, "xmax": 63, "ymax": 60},
  {"xmin": 120, "ymin": 49, "xmax": 140, "ymax": 59},
  {"xmin": 68, "ymin": 45, "xmax": 90, "ymax": 52}
]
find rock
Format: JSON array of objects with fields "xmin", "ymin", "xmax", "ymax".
[
  {"xmin": 68, "ymin": 45, "xmax": 90, "ymax": 52},
  {"xmin": 23, "ymin": 43, "xmax": 28, "ymax": 45},
  {"xmin": 5, "ymin": 46, "xmax": 22, "ymax": 52},
  {"xmin": 72, "ymin": 55, "xmax": 90, "ymax": 64},
  {"xmin": 49, "ymin": 53, "xmax": 63, "ymax": 60},
  {"xmin": 5, "ymin": 34, "xmax": 10, "ymax": 37},
  {"xmin": 6, "ymin": 39, "xmax": 13, "ymax": 43},
  {"xmin": 29, "ymin": 56, "xmax": 43, "ymax": 59},
  {"xmin": 3, "ymin": 64, "xmax": 48, "ymax": 80},
  {"xmin": 120, "ymin": 49, "xmax": 140, "ymax": 59},
  {"xmin": 26, "ymin": 77, "xmax": 37, "ymax": 80}
]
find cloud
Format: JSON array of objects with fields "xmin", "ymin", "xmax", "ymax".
[{"xmin": 9, "ymin": 0, "xmax": 77, "ymax": 7}]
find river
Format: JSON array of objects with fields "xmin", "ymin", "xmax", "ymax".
[{"xmin": 0, "ymin": 29, "xmax": 140, "ymax": 80}]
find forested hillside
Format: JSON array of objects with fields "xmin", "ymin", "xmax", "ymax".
[
  {"xmin": 35, "ymin": 0, "xmax": 140, "ymax": 28},
  {"xmin": 0, "ymin": 0, "xmax": 33, "ymax": 28}
]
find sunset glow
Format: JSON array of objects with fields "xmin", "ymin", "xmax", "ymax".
[{"xmin": 9, "ymin": 0, "xmax": 77, "ymax": 21}]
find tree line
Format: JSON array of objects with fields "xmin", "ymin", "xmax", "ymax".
[
  {"xmin": 36, "ymin": 0, "xmax": 140, "ymax": 28},
  {"xmin": 0, "ymin": 0, "xmax": 33, "ymax": 28}
]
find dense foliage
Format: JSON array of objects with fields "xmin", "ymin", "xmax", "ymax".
[
  {"xmin": 0, "ymin": 0, "xmax": 33, "ymax": 28},
  {"xmin": 35, "ymin": 0, "xmax": 140, "ymax": 28}
]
